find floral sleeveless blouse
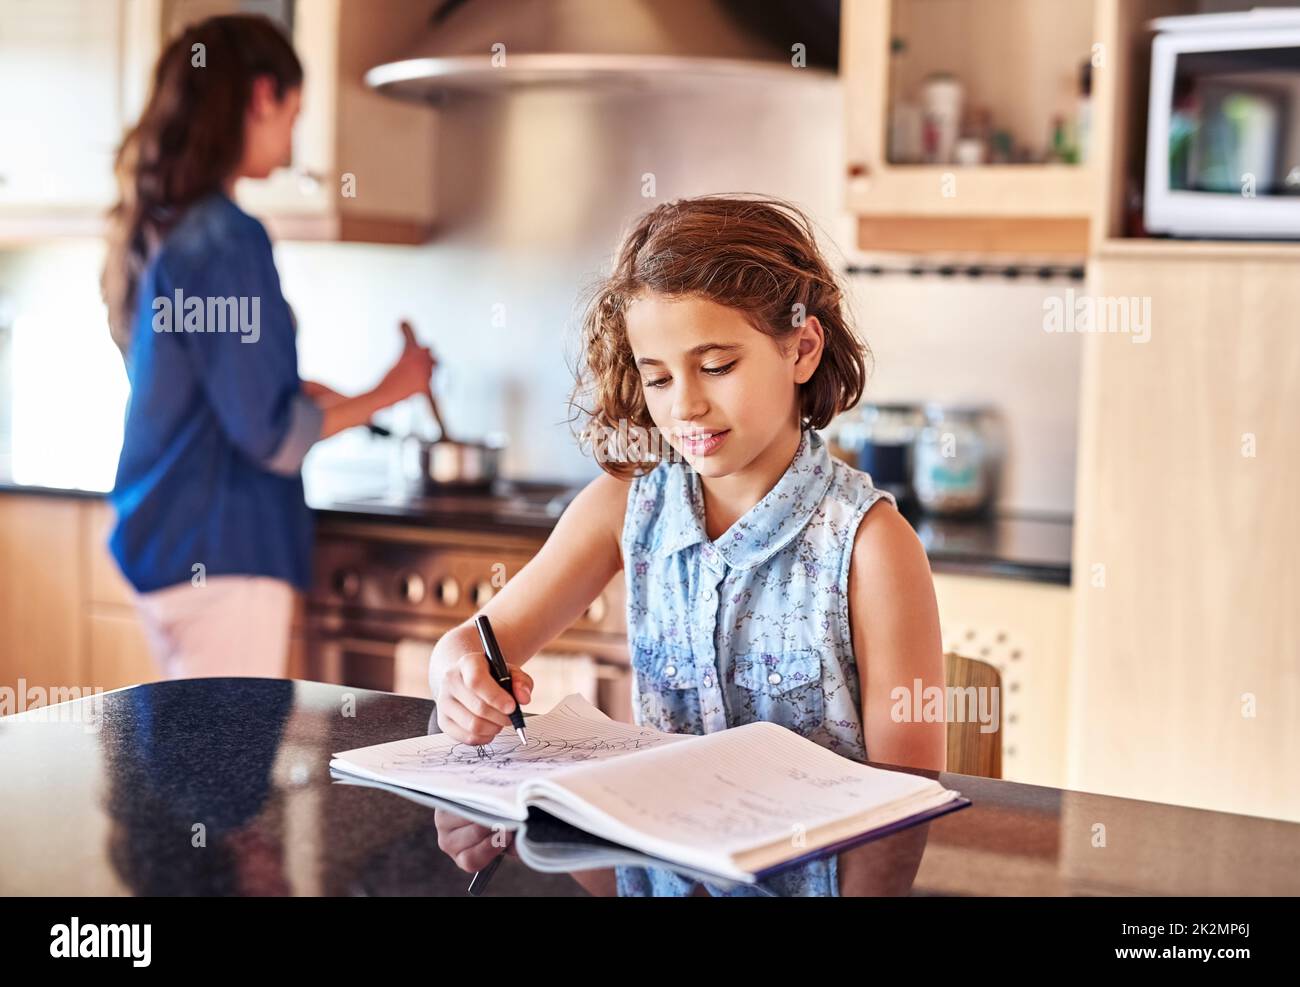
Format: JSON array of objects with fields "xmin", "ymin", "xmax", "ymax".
[{"xmin": 615, "ymin": 427, "xmax": 897, "ymax": 897}]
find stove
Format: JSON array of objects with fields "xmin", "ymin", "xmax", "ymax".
[
  {"xmin": 318, "ymin": 478, "xmax": 582, "ymax": 531},
  {"xmin": 303, "ymin": 478, "xmax": 629, "ymax": 717}
]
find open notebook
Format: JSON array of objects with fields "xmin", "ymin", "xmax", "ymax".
[{"xmin": 329, "ymin": 693, "xmax": 968, "ymax": 884}]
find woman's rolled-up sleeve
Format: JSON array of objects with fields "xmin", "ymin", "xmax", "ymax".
[
  {"xmin": 167, "ymin": 222, "xmax": 319, "ymax": 475},
  {"xmin": 263, "ymin": 392, "xmax": 324, "ymax": 476}
]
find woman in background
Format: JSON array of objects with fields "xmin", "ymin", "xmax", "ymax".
[{"xmin": 102, "ymin": 15, "xmax": 432, "ymax": 679}]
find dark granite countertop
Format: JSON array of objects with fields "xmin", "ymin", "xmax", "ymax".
[
  {"xmin": 0, "ymin": 467, "xmax": 1072, "ymax": 584},
  {"xmin": 0, "ymin": 478, "xmax": 107, "ymax": 500},
  {"xmin": 2, "ymin": 678, "xmax": 1297, "ymax": 896},
  {"xmin": 296, "ymin": 463, "xmax": 1073, "ymax": 584},
  {"xmin": 907, "ymin": 510, "xmax": 1072, "ymax": 585}
]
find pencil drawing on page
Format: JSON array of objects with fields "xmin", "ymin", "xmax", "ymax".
[{"xmin": 379, "ymin": 729, "xmax": 670, "ymax": 788}]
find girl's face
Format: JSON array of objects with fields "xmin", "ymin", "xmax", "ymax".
[{"xmin": 625, "ymin": 292, "xmax": 823, "ymax": 480}]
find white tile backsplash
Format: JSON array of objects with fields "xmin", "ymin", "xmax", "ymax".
[{"xmin": 847, "ymin": 274, "xmax": 1082, "ymax": 514}]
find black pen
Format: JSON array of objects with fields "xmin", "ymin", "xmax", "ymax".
[
  {"xmin": 474, "ymin": 614, "xmax": 528, "ymax": 746},
  {"xmin": 468, "ymin": 851, "xmax": 505, "ymax": 896}
]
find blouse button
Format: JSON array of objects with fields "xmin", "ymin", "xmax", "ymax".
[
  {"xmin": 702, "ymin": 675, "xmax": 713, "ymax": 688},
  {"xmin": 767, "ymin": 671, "xmax": 782, "ymax": 685},
  {"xmin": 702, "ymin": 588, "xmax": 713, "ymax": 601},
  {"xmin": 664, "ymin": 664, "xmax": 677, "ymax": 678}
]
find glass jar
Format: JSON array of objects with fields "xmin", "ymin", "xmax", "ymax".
[
  {"xmin": 856, "ymin": 404, "xmax": 923, "ymax": 506},
  {"xmin": 912, "ymin": 405, "xmax": 995, "ymax": 517},
  {"xmin": 827, "ymin": 404, "xmax": 924, "ymax": 503}
]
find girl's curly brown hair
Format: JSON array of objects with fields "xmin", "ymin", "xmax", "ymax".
[{"xmin": 568, "ymin": 194, "xmax": 869, "ymax": 479}]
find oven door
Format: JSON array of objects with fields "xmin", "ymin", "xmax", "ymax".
[
  {"xmin": 304, "ymin": 610, "xmax": 442, "ymax": 693},
  {"xmin": 304, "ymin": 612, "xmax": 633, "ymax": 720}
]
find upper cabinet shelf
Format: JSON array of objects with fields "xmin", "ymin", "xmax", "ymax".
[
  {"xmin": 843, "ymin": 0, "xmax": 1099, "ymax": 254},
  {"xmin": 0, "ymin": 0, "xmax": 438, "ymax": 245},
  {"xmin": 846, "ymin": 0, "xmax": 1300, "ymax": 256}
]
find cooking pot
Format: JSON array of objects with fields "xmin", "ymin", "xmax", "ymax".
[
  {"xmin": 364, "ymin": 320, "xmax": 507, "ymax": 492},
  {"xmin": 367, "ymin": 423, "xmax": 505, "ymax": 492}
]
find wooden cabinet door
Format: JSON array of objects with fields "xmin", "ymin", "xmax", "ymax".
[
  {"xmin": 128, "ymin": 0, "xmax": 436, "ymax": 240},
  {"xmin": 0, "ymin": 494, "xmax": 85, "ymax": 694},
  {"xmin": 86, "ymin": 610, "xmax": 158, "ymax": 692},
  {"xmin": 0, "ymin": 0, "xmax": 124, "ymax": 212},
  {"xmin": 83, "ymin": 500, "xmax": 159, "ymax": 690},
  {"xmin": 841, "ymin": 0, "xmax": 1094, "ymax": 252},
  {"xmin": 1072, "ymin": 249, "xmax": 1300, "ymax": 822},
  {"xmin": 933, "ymin": 573, "xmax": 1073, "ymax": 788}
]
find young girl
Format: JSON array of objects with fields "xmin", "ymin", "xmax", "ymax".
[{"xmin": 428, "ymin": 195, "xmax": 945, "ymax": 896}]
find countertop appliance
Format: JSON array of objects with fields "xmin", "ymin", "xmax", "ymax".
[{"xmin": 1144, "ymin": 7, "xmax": 1300, "ymax": 238}]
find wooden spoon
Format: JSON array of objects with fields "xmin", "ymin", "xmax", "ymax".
[{"xmin": 399, "ymin": 320, "xmax": 451, "ymax": 442}]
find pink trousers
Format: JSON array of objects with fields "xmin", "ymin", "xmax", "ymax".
[{"xmin": 134, "ymin": 576, "xmax": 295, "ymax": 680}]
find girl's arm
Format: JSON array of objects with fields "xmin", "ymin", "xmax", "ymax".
[
  {"xmin": 849, "ymin": 503, "xmax": 948, "ymax": 773},
  {"xmin": 429, "ymin": 472, "xmax": 630, "ymax": 745}
]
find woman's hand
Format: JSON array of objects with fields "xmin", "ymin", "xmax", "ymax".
[
  {"xmin": 430, "ymin": 648, "xmax": 534, "ymax": 746},
  {"xmin": 312, "ymin": 333, "xmax": 438, "ymax": 440},
  {"xmin": 376, "ymin": 335, "xmax": 436, "ymax": 406},
  {"xmin": 435, "ymin": 809, "xmax": 516, "ymax": 873}
]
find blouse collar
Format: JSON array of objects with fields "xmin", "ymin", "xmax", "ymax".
[{"xmin": 653, "ymin": 428, "xmax": 834, "ymax": 571}]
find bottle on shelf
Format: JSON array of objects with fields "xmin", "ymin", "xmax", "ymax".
[{"xmin": 1076, "ymin": 60, "xmax": 1093, "ymax": 165}]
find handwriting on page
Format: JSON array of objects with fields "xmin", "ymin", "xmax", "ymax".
[
  {"xmin": 589, "ymin": 769, "xmax": 864, "ymax": 841},
  {"xmin": 787, "ymin": 767, "xmax": 868, "ymax": 790},
  {"xmin": 557, "ymin": 724, "xmax": 931, "ymax": 850}
]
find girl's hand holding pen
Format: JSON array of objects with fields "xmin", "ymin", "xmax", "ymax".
[{"xmin": 429, "ymin": 649, "xmax": 534, "ymax": 746}]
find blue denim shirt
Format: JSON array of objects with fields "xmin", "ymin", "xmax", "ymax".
[
  {"xmin": 110, "ymin": 192, "xmax": 321, "ymax": 593},
  {"xmin": 616, "ymin": 427, "xmax": 897, "ymax": 896}
]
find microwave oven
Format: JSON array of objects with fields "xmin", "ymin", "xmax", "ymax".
[{"xmin": 1144, "ymin": 8, "xmax": 1300, "ymax": 238}]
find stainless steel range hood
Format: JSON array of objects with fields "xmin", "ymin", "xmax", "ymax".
[{"xmin": 366, "ymin": 0, "xmax": 838, "ymax": 101}]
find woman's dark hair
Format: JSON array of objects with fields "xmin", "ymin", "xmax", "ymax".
[
  {"xmin": 569, "ymin": 194, "xmax": 870, "ymax": 479},
  {"xmin": 101, "ymin": 14, "xmax": 302, "ymax": 351}
]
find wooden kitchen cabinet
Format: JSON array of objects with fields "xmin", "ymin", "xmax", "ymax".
[
  {"xmin": 124, "ymin": 0, "xmax": 437, "ymax": 242},
  {"xmin": 842, "ymin": 0, "xmax": 1097, "ymax": 253},
  {"xmin": 0, "ymin": 0, "xmax": 127, "ymax": 237},
  {"xmin": 1071, "ymin": 247, "xmax": 1300, "ymax": 823},
  {"xmin": 2, "ymin": 0, "xmax": 438, "ymax": 244},
  {"xmin": 0, "ymin": 494, "xmax": 86, "ymax": 695},
  {"xmin": 85, "ymin": 610, "xmax": 156, "ymax": 692},
  {"xmin": 83, "ymin": 499, "xmax": 159, "ymax": 691},
  {"xmin": 86, "ymin": 499, "xmax": 135, "ymax": 609},
  {"xmin": 933, "ymin": 572, "xmax": 1073, "ymax": 788}
]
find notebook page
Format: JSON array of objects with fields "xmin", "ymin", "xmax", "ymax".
[
  {"xmin": 531, "ymin": 719, "xmax": 949, "ymax": 858},
  {"xmin": 329, "ymin": 693, "xmax": 692, "ymax": 818}
]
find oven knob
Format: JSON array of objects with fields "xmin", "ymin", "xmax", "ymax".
[
  {"xmin": 585, "ymin": 595, "xmax": 607, "ymax": 623},
  {"xmin": 334, "ymin": 568, "xmax": 361, "ymax": 599},
  {"xmin": 434, "ymin": 577, "xmax": 461, "ymax": 607},
  {"xmin": 397, "ymin": 572, "xmax": 426, "ymax": 604},
  {"xmin": 473, "ymin": 581, "xmax": 495, "ymax": 606}
]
